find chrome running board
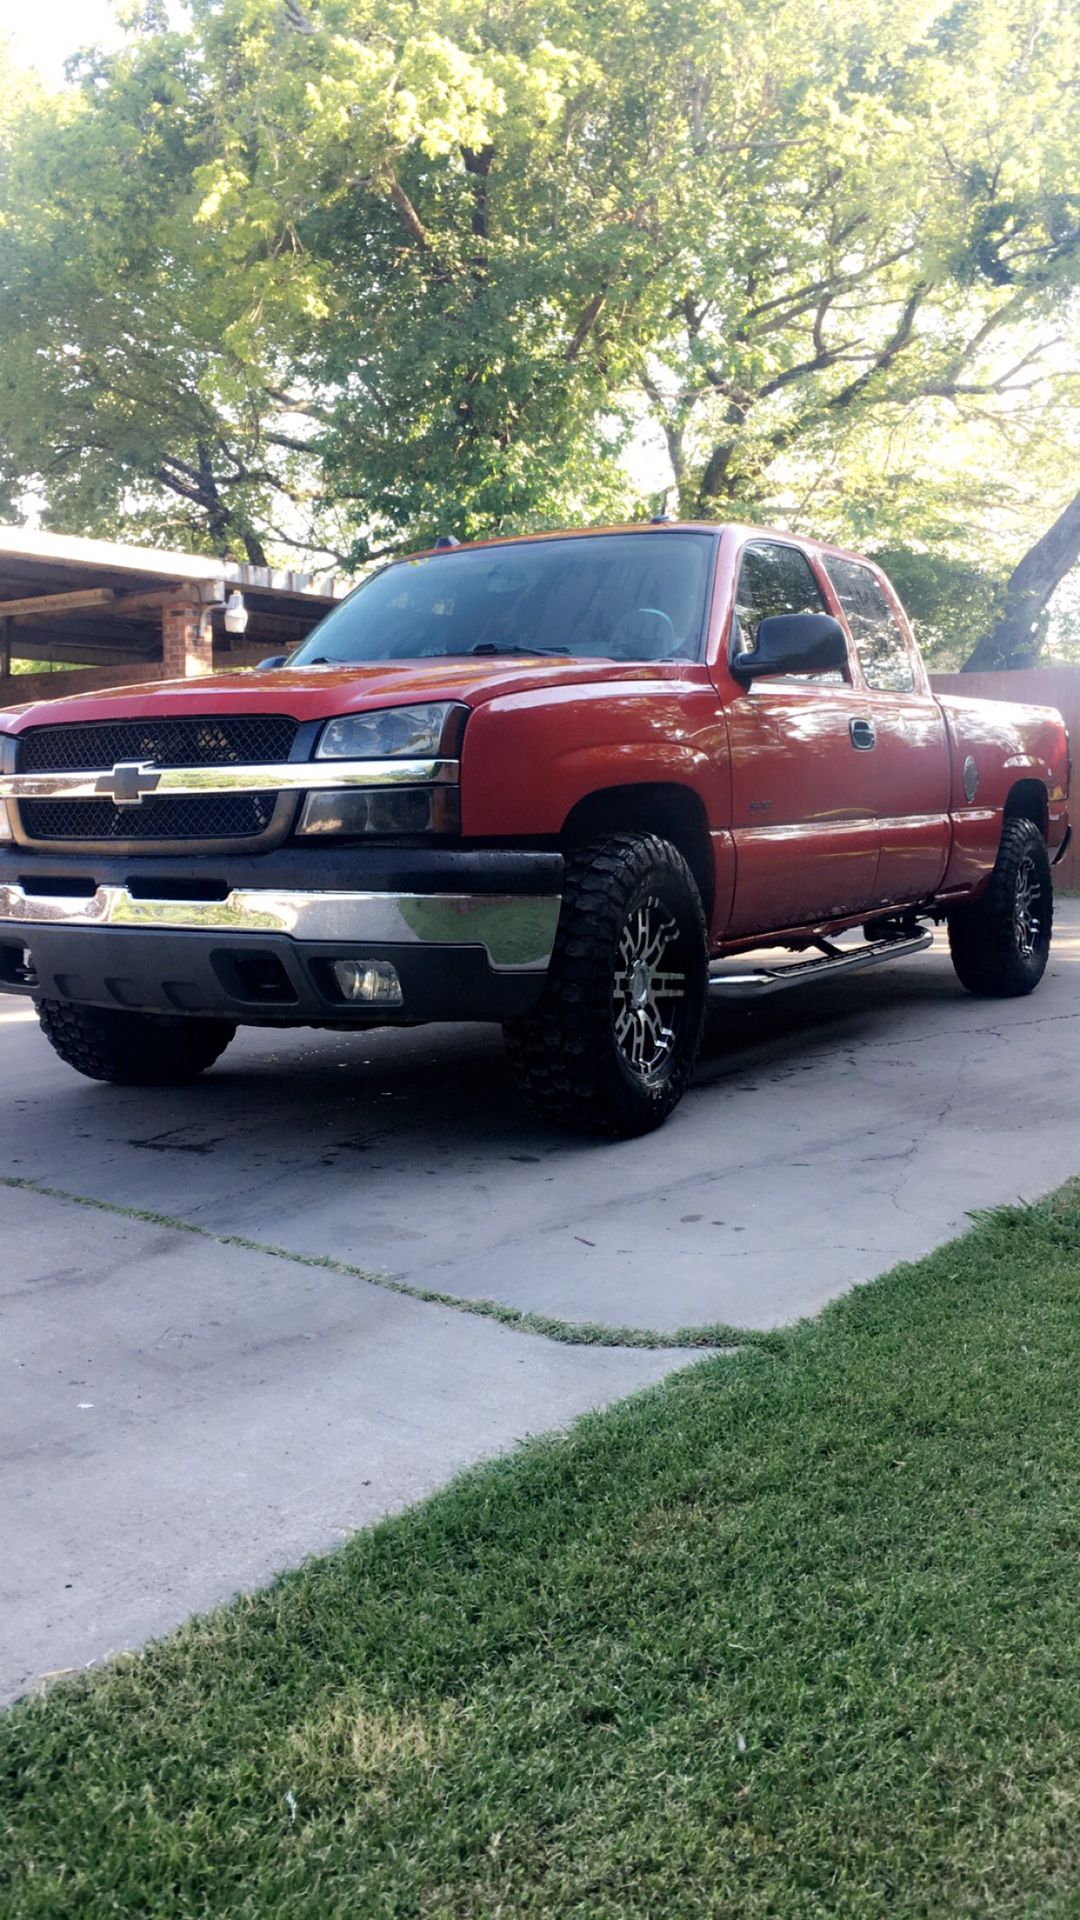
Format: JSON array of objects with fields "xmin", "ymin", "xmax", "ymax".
[{"xmin": 708, "ymin": 928, "xmax": 933, "ymax": 1001}]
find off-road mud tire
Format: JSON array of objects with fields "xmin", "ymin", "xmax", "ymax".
[
  {"xmin": 37, "ymin": 999, "xmax": 236, "ymax": 1085},
  {"xmin": 947, "ymin": 816, "xmax": 1053, "ymax": 997},
  {"xmin": 503, "ymin": 832, "xmax": 707, "ymax": 1137}
]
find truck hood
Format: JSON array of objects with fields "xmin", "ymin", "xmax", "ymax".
[{"xmin": 0, "ymin": 656, "xmax": 688, "ymax": 733}]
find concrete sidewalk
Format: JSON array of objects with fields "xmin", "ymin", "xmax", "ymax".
[
  {"xmin": 1, "ymin": 1179, "xmax": 689, "ymax": 1702},
  {"xmin": 3, "ymin": 906, "xmax": 1079, "ymax": 1700}
]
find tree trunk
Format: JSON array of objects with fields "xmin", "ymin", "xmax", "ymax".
[
  {"xmin": 962, "ymin": 485, "xmax": 1080, "ymax": 671},
  {"xmin": 694, "ymin": 399, "xmax": 749, "ymax": 515}
]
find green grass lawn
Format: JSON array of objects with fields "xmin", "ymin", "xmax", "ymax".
[{"xmin": 3, "ymin": 1189, "xmax": 1080, "ymax": 1918}]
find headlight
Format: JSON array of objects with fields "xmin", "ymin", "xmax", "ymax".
[
  {"xmin": 315, "ymin": 703, "xmax": 467, "ymax": 760},
  {"xmin": 300, "ymin": 702, "xmax": 466, "ymax": 838}
]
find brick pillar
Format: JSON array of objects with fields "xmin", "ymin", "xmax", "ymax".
[{"xmin": 161, "ymin": 602, "xmax": 214, "ymax": 678}]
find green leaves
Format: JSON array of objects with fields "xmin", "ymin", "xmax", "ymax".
[{"xmin": 0, "ymin": 0, "xmax": 1076, "ymax": 601}]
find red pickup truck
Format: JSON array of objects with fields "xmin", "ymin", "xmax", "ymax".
[{"xmin": 0, "ymin": 523, "xmax": 1070, "ymax": 1134}]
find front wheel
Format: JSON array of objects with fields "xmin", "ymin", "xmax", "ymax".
[
  {"xmin": 38, "ymin": 1000, "xmax": 236, "ymax": 1085},
  {"xmin": 503, "ymin": 832, "xmax": 707, "ymax": 1136},
  {"xmin": 947, "ymin": 816, "xmax": 1053, "ymax": 997}
]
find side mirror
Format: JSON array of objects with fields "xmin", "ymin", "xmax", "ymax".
[
  {"xmin": 732, "ymin": 612, "xmax": 848, "ymax": 681},
  {"xmin": 255, "ymin": 654, "xmax": 288, "ymax": 671}
]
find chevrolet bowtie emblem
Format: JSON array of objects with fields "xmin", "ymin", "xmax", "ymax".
[{"xmin": 94, "ymin": 761, "xmax": 162, "ymax": 806}]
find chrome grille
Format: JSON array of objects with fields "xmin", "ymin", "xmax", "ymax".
[{"xmin": 16, "ymin": 715, "xmax": 298, "ymax": 844}]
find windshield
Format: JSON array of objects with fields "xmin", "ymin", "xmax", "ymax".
[{"xmin": 289, "ymin": 531, "xmax": 716, "ymax": 667}]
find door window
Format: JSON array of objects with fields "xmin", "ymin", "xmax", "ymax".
[
  {"xmin": 823, "ymin": 557, "xmax": 915, "ymax": 693},
  {"xmin": 732, "ymin": 543, "xmax": 845, "ymax": 683}
]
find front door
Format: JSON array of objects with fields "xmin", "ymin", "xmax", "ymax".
[{"xmin": 719, "ymin": 540, "xmax": 880, "ymax": 938}]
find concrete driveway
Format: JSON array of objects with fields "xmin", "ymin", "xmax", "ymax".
[{"xmin": 4, "ymin": 905, "xmax": 1080, "ymax": 1701}]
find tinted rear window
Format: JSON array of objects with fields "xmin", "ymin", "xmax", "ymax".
[{"xmin": 824, "ymin": 556, "xmax": 915, "ymax": 693}]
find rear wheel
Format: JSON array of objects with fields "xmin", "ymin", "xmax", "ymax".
[
  {"xmin": 37, "ymin": 1000, "xmax": 236, "ymax": 1085},
  {"xmin": 503, "ymin": 832, "xmax": 707, "ymax": 1136},
  {"xmin": 947, "ymin": 816, "xmax": 1053, "ymax": 997}
]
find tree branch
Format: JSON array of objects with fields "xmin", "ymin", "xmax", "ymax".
[
  {"xmin": 641, "ymin": 372, "xmax": 685, "ymax": 486},
  {"xmin": 822, "ymin": 281, "xmax": 930, "ymax": 415},
  {"xmin": 565, "ymin": 289, "xmax": 608, "ymax": 363},
  {"xmin": 386, "ymin": 173, "xmax": 433, "ymax": 253}
]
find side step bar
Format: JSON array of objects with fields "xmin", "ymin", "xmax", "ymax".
[{"xmin": 708, "ymin": 928, "xmax": 933, "ymax": 1001}]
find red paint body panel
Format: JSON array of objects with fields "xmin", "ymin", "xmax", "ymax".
[
  {"xmin": 458, "ymin": 672, "xmax": 728, "ymax": 834},
  {"xmin": 1, "ymin": 522, "xmax": 1069, "ymax": 954},
  {"xmin": 0, "ymin": 657, "xmax": 659, "ymax": 730},
  {"xmin": 720, "ymin": 684, "xmax": 879, "ymax": 933},
  {"xmin": 935, "ymin": 693, "xmax": 1070, "ymax": 887}
]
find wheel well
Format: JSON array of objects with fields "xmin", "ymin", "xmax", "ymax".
[
  {"xmin": 561, "ymin": 784, "xmax": 714, "ymax": 919},
  {"xmin": 1003, "ymin": 779, "xmax": 1049, "ymax": 840}
]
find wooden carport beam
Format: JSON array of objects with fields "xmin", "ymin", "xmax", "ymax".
[
  {"xmin": 108, "ymin": 581, "xmax": 225, "ymax": 618},
  {"xmin": 0, "ymin": 587, "xmax": 118, "ymax": 619},
  {"xmin": 0, "ymin": 580, "xmax": 225, "ymax": 622}
]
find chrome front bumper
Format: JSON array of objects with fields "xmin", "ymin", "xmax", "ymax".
[{"xmin": 0, "ymin": 883, "xmax": 561, "ymax": 973}]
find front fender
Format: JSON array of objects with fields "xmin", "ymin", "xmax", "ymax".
[{"xmin": 459, "ymin": 681, "xmax": 730, "ymax": 836}]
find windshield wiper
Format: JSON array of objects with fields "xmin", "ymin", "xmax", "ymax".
[{"xmin": 465, "ymin": 642, "xmax": 570, "ymax": 657}]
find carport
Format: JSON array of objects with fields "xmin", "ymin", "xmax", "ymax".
[{"xmin": 0, "ymin": 526, "xmax": 347, "ymax": 707}]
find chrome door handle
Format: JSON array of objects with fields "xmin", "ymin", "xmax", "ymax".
[{"xmin": 850, "ymin": 717, "xmax": 876, "ymax": 751}]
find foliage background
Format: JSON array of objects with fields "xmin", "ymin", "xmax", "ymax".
[{"xmin": 1, "ymin": 0, "xmax": 1078, "ymax": 664}]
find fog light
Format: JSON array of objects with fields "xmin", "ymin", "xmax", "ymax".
[
  {"xmin": 331, "ymin": 959, "xmax": 403, "ymax": 1006},
  {"xmin": 0, "ymin": 798, "xmax": 11, "ymax": 844}
]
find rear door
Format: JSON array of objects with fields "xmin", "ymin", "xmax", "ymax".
[
  {"xmin": 820, "ymin": 555, "xmax": 951, "ymax": 909},
  {"xmin": 719, "ymin": 539, "xmax": 880, "ymax": 937}
]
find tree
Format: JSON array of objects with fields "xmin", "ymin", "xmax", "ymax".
[
  {"xmin": 0, "ymin": 31, "xmax": 329, "ymax": 563},
  {"xmin": 637, "ymin": 0, "xmax": 1080, "ymax": 528},
  {"xmin": 961, "ymin": 486, "xmax": 1080, "ymax": 670},
  {"xmin": 0, "ymin": 0, "xmax": 1077, "ymax": 583},
  {"xmin": 0, "ymin": 0, "xmax": 647, "ymax": 561}
]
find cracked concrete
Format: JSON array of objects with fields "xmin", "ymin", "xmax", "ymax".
[
  {"xmin": 0, "ymin": 1181, "xmax": 692, "ymax": 1702},
  {"xmin": 3, "ymin": 907, "xmax": 1080, "ymax": 1699}
]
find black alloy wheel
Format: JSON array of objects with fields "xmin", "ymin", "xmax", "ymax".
[
  {"xmin": 504, "ymin": 832, "xmax": 708, "ymax": 1136},
  {"xmin": 947, "ymin": 816, "xmax": 1053, "ymax": 997}
]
